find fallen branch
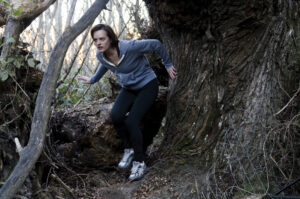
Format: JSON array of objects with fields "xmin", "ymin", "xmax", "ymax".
[{"xmin": 51, "ymin": 174, "xmax": 76, "ymax": 199}]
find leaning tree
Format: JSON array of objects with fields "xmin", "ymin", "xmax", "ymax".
[
  {"xmin": 0, "ymin": 0, "xmax": 110, "ymax": 198},
  {"xmin": 145, "ymin": 0, "xmax": 300, "ymax": 197}
]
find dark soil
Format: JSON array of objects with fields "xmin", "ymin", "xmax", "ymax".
[
  {"xmin": 47, "ymin": 157, "xmax": 206, "ymax": 199},
  {"xmin": 43, "ymin": 135, "xmax": 207, "ymax": 199}
]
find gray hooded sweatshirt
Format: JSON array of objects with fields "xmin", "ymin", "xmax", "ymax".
[{"xmin": 90, "ymin": 39, "xmax": 173, "ymax": 90}]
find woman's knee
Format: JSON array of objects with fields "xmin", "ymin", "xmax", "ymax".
[
  {"xmin": 110, "ymin": 110, "xmax": 124, "ymax": 124},
  {"xmin": 124, "ymin": 117, "xmax": 138, "ymax": 131}
]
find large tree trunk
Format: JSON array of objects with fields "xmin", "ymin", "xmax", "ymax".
[{"xmin": 145, "ymin": 0, "xmax": 300, "ymax": 197}]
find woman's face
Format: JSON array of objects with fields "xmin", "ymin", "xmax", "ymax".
[{"xmin": 93, "ymin": 29, "xmax": 111, "ymax": 53}]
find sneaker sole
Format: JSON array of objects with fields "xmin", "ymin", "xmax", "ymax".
[
  {"xmin": 128, "ymin": 168, "xmax": 148, "ymax": 182},
  {"xmin": 118, "ymin": 155, "xmax": 134, "ymax": 169}
]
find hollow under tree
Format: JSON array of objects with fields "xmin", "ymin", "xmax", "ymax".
[{"xmin": 144, "ymin": 0, "xmax": 300, "ymax": 197}]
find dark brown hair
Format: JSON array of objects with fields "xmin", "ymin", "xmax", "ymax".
[{"xmin": 90, "ymin": 24, "xmax": 119, "ymax": 48}]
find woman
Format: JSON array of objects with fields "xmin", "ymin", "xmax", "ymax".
[{"xmin": 78, "ymin": 24, "xmax": 176, "ymax": 181}]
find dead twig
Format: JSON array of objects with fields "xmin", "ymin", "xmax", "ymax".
[
  {"xmin": 269, "ymin": 155, "xmax": 288, "ymax": 180},
  {"xmin": 274, "ymin": 86, "xmax": 300, "ymax": 116},
  {"xmin": 10, "ymin": 75, "xmax": 31, "ymax": 101},
  {"xmin": 0, "ymin": 108, "xmax": 26, "ymax": 128},
  {"xmin": 42, "ymin": 150, "xmax": 59, "ymax": 169},
  {"xmin": 51, "ymin": 174, "xmax": 76, "ymax": 199}
]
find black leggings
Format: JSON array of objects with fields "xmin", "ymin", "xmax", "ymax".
[{"xmin": 110, "ymin": 78, "xmax": 159, "ymax": 162}]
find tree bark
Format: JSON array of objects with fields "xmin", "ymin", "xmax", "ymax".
[
  {"xmin": 0, "ymin": 0, "xmax": 109, "ymax": 198},
  {"xmin": 54, "ymin": 0, "xmax": 63, "ymax": 38},
  {"xmin": 0, "ymin": 5, "xmax": 8, "ymax": 26},
  {"xmin": 65, "ymin": 0, "xmax": 77, "ymax": 28},
  {"xmin": 57, "ymin": 26, "xmax": 91, "ymax": 88},
  {"xmin": 145, "ymin": 0, "xmax": 300, "ymax": 197},
  {"xmin": 44, "ymin": 1, "xmax": 58, "ymax": 64},
  {"xmin": 0, "ymin": 0, "xmax": 56, "ymax": 59},
  {"xmin": 0, "ymin": 16, "xmax": 25, "ymax": 59}
]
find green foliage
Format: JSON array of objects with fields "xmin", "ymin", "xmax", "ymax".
[
  {"xmin": 3, "ymin": 37, "xmax": 15, "ymax": 44},
  {"xmin": 0, "ymin": 68, "xmax": 8, "ymax": 81},
  {"xmin": 27, "ymin": 58, "xmax": 35, "ymax": 68},
  {"xmin": 55, "ymin": 75, "xmax": 112, "ymax": 108},
  {"xmin": 56, "ymin": 78, "xmax": 89, "ymax": 108},
  {"xmin": 0, "ymin": 0, "xmax": 25, "ymax": 81},
  {"xmin": 0, "ymin": 0, "xmax": 24, "ymax": 16},
  {"xmin": 0, "ymin": 56, "xmax": 17, "ymax": 81},
  {"xmin": 13, "ymin": 7, "xmax": 24, "ymax": 16},
  {"xmin": 0, "ymin": 38, "xmax": 36, "ymax": 82},
  {"xmin": 0, "ymin": 0, "xmax": 9, "ymax": 7},
  {"xmin": 0, "ymin": 37, "xmax": 15, "ymax": 48}
]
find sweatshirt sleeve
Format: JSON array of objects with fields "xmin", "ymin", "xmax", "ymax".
[
  {"xmin": 130, "ymin": 39, "xmax": 173, "ymax": 68},
  {"xmin": 89, "ymin": 64, "xmax": 108, "ymax": 84}
]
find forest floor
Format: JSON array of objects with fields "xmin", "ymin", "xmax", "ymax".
[
  {"xmin": 49, "ymin": 157, "xmax": 206, "ymax": 199},
  {"xmin": 47, "ymin": 137, "xmax": 207, "ymax": 199}
]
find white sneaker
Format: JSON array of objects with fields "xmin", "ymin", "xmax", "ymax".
[
  {"xmin": 118, "ymin": 149, "xmax": 134, "ymax": 169},
  {"xmin": 129, "ymin": 161, "xmax": 147, "ymax": 181}
]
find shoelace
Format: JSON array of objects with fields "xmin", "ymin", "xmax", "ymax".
[
  {"xmin": 131, "ymin": 162, "xmax": 139, "ymax": 171},
  {"xmin": 131, "ymin": 163, "xmax": 143, "ymax": 176}
]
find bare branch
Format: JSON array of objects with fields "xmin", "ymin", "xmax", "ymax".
[
  {"xmin": 66, "ymin": 0, "xmax": 78, "ymax": 28},
  {"xmin": 16, "ymin": 0, "xmax": 56, "ymax": 21},
  {"xmin": 274, "ymin": 86, "xmax": 300, "ymax": 116}
]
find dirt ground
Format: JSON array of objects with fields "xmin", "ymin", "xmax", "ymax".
[
  {"xmin": 48, "ymin": 155, "xmax": 207, "ymax": 199},
  {"xmin": 45, "ymin": 134, "xmax": 207, "ymax": 199}
]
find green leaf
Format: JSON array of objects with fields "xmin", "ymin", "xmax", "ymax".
[
  {"xmin": 58, "ymin": 84, "xmax": 67, "ymax": 92},
  {"xmin": 7, "ymin": 68, "xmax": 15, "ymax": 77},
  {"xmin": 71, "ymin": 89, "xmax": 78, "ymax": 95},
  {"xmin": 14, "ymin": 60, "xmax": 21, "ymax": 68},
  {"xmin": 13, "ymin": 7, "xmax": 23, "ymax": 16},
  {"xmin": 27, "ymin": 58, "xmax": 35, "ymax": 67},
  {"xmin": 0, "ymin": 58, "xmax": 7, "ymax": 67},
  {"xmin": 5, "ymin": 37, "xmax": 15, "ymax": 44},
  {"xmin": 7, "ymin": 57, "xmax": 14, "ymax": 63},
  {"xmin": 17, "ymin": 57, "xmax": 24, "ymax": 63},
  {"xmin": 71, "ymin": 96, "xmax": 80, "ymax": 104},
  {"xmin": 0, "ymin": 70, "xmax": 8, "ymax": 81}
]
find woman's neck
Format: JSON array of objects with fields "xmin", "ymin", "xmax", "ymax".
[
  {"xmin": 104, "ymin": 47, "xmax": 116, "ymax": 58},
  {"xmin": 104, "ymin": 46, "xmax": 119, "ymax": 66}
]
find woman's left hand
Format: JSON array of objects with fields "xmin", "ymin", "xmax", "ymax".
[{"xmin": 167, "ymin": 66, "xmax": 177, "ymax": 80}]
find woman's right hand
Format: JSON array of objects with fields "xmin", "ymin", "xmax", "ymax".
[
  {"xmin": 77, "ymin": 75, "xmax": 91, "ymax": 84},
  {"xmin": 167, "ymin": 66, "xmax": 177, "ymax": 80}
]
